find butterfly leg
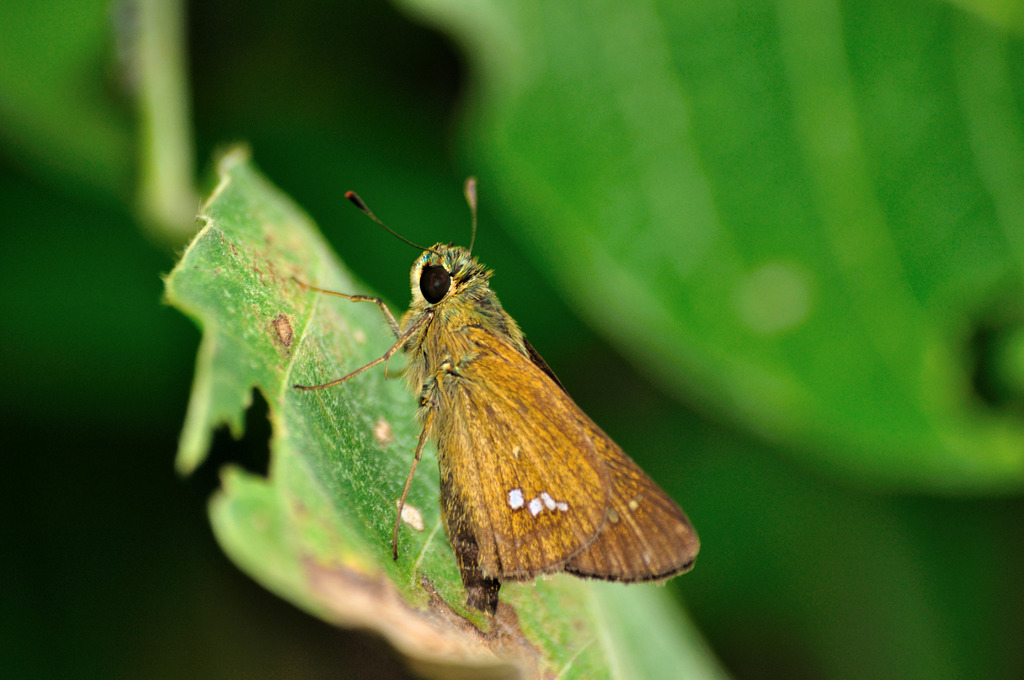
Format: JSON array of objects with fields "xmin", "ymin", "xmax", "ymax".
[
  {"xmin": 291, "ymin": 276, "xmax": 401, "ymax": 337},
  {"xmin": 391, "ymin": 409, "xmax": 434, "ymax": 560},
  {"xmin": 293, "ymin": 309, "xmax": 432, "ymax": 390}
]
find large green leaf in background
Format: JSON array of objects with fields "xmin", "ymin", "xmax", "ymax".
[
  {"xmin": 400, "ymin": 0, "xmax": 1024, "ymax": 489},
  {"xmin": 166, "ymin": 149, "xmax": 727, "ymax": 679},
  {"xmin": 0, "ymin": 0, "xmax": 131, "ymax": 199}
]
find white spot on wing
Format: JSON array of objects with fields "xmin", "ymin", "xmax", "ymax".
[{"xmin": 517, "ymin": 490, "xmax": 571, "ymax": 517}]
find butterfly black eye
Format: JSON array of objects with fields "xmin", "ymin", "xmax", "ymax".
[{"xmin": 419, "ymin": 265, "xmax": 452, "ymax": 304}]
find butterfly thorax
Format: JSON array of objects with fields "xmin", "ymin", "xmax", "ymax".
[{"xmin": 398, "ymin": 244, "xmax": 528, "ymax": 411}]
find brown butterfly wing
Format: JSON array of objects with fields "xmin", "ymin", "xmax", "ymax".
[
  {"xmin": 564, "ymin": 417, "xmax": 699, "ymax": 581},
  {"xmin": 432, "ymin": 326, "xmax": 609, "ymax": 581},
  {"xmin": 524, "ymin": 338, "xmax": 700, "ymax": 580}
]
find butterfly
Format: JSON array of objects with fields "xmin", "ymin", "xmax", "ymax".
[{"xmin": 295, "ymin": 179, "xmax": 699, "ymax": 613}]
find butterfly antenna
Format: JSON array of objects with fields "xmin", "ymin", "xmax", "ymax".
[
  {"xmin": 345, "ymin": 191, "xmax": 438, "ymax": 255},
  {"xmin": 464, "ymin": 177, "xmax": 478, "ymax": 255}
]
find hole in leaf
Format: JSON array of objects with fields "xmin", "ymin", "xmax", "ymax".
[{"xmin": 187, "ymin": 389, "xmax": 272, "ymax": 498}]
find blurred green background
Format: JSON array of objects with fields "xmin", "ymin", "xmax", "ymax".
[{"xmin": 3, "ymin": 0, "xmax": 1024, "ymax": 678}]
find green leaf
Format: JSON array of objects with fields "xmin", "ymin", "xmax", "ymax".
[
  {"xmin": 399, "ymin": 0, "xmax": 1024, "ymax": 491},
  {"xmin": 166, "ymin": 149, "xmax": 728, "ymax": 679}
]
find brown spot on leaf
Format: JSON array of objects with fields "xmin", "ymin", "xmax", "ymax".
[{"xmin": 272, "ymin": 313, "xmax": 293, "ymax": 347}]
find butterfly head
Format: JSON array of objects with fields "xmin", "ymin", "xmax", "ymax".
[{"xmin": 410, "ymin": 244, "xmax": 491, "ymax": 307}]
